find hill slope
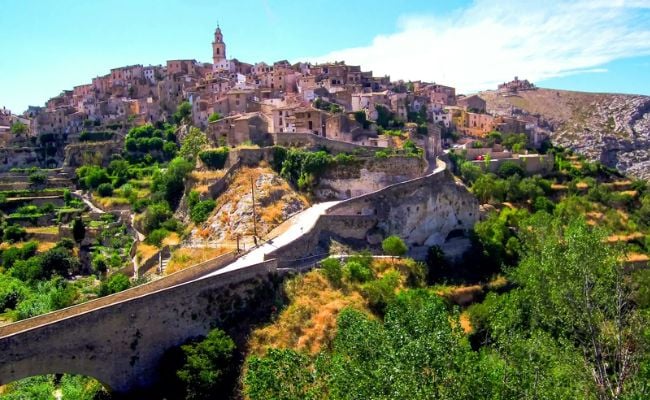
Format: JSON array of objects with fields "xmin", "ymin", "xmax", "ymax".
[{"xmin": 480, "ymin": 88, "xmax": 650, "ymax": 179}]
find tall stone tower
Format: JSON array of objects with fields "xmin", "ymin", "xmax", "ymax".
[{"xmin": 212, "ymin": 25, "xmax": 227, "ymax": 69}]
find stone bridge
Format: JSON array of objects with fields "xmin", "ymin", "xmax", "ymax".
[{"xmin": 0, "ymin": 158, "xmax": 478, "ymax": 395}]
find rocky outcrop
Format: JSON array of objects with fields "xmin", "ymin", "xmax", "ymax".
[{"xmin": 481, "ymin": 89, "xmax": 650, "ymax": 179}]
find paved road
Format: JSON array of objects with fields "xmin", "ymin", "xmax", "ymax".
[{"xmin": 203, "ymin": 201, "xmax": 340, "ymax": 277}]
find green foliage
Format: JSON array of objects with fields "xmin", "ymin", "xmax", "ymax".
[
  {"xmin": 279, "ymin": 149, "xmax": 333, "ymax": 191},
  {"xmin": 124, "ymin": 123, "xmax": 177, "ymax": 163},
  {"xmin": 460, "ymin": 161, "xmax": 482, "ymax": 184},
  {"xmin": 320, "ymin": 257, "xmax": 343, "ymax": 286},
  {"xmin": 244, "ymin": 348, "xmax": 318, "ymax": 400},
  {"xmin": 3, "ymin": 224, "xmax": 27, "ymax": 243},
  {"xmin": 99, "ymin": 273, "xmax": 131, "ymax": 296},
  {"xmin": 0, "ymin": 274, "xmax": 30, "ymax": 311},
  {"xmin": 343, "ymin": 260, "xmax": 374, "ymax": 283},
  {"xmin": 190, "ymin": 200, "xmax": 216, "ymax": 224},
  {"xmin": 152, "ymin": 156, "xmax": 193, "ymax": 209},
  {"xmin": 96, "ymin": 182, "xmax": 114, "ymax": 197},
  {"xmin": 28, "ymin": 171, "xmax": 46, "ymax": 185},
  {"xmin": 198, "ymin": 147, "xmax": 229, "ymax": 169},
  {"xmin": 10, "ymin": 121, "xmax": 28, "ymax": 135},
  {"xmin": 381, "ymin": 235, "xmax": 408, "ymax": 257},
  {"xmin": 173, "ymin": 101, "xmax": 192, "ymax": 124},
  {"xmin": 179, "ymin": 127, "xmax": 208, "ymax": 161},
  {"xmin": 146, "ymin": 228, "xmax": 169, "ymax": 247},
  {"xmin": 141, "ymin": 202, "xmax": 173, "ymax": 234},
  {"xmin": 177, "ymin": 328, "xmax": 236, "ymax": 400},
  {"xmin": 497, "ymin": 160, "xmax": 525, "ymax": 178},
  {"xmin": 79, "ymin": 130, "xmax": 113, "ymax": 141},
  {"xmin": 207, "ymin": 112, "xmax": 222, "ymax": 123},
  {"xmin": 353, "ymin": 110, "xmax": 371, "ymax": 129},
  {"xmin": 72, "ymin": 217, "xmax": 85, "ymax": 243},
  {"xmin": 361, "ymin": 270, "xmax": 400, "ymax": 314},
  {"xmin": 76, "ymin": 165, "xmax": 110, "ymax": 189}
]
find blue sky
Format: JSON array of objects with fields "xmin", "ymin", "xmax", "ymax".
[{"xmin": 1, "ymin": 0, "xmax": 649, "ymax": 113}]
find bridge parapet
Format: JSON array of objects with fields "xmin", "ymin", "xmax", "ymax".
[{"xmin": 0, "ymin": 259, "xmax": 277, "ymax": 393}]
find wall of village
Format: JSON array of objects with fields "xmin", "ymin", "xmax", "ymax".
[
  {"xmin": 470, "ymin": 153, "xmax": 553, "ymax": 175},
  {"xmin": 315, "ymin": 156, "xmax": 426, "ymax": 200},
  {"xmin": 0, "ymin": 258, "xmax": 275, "ymax": 394}
]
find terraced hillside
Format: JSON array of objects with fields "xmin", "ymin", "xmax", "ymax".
[{"xmin": 480, "ymin": 88, "xmax": 650, "ymax": 179}]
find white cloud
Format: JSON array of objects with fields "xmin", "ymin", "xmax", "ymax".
[{"xmin": 310, "ymin": 0, "xmax": 650, "ymax": 93}]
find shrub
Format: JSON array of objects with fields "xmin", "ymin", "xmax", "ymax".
[
  {"xmin": 146, "ymin": 228, "xmax": 169, "ymax": 247},
  {"xmin": 320, "ymin": 257, "xmax": 343, "ymax": 286},
  {"xmin": 142, "ymin": 202, "xmax": 173, "ymax": 233},
  {"xmin": 382, "ymin": 235, "xmax": 408, "ymax": 257},
  {"xmin": 177, "ymin": 328, "xmax": 236, "ymax": 399},
  {"xmin": 3, "ymin": 224, "xmax": 27, "ymax": 243},
  {"xmin": 99, "ymin": 273, "xmax": 131, "ymax": 296},
  {"xmin": 96, "ymin": 182, "xmax": 114, "ymax": 197},
  {"xmin": 190, "ymin": 200, "xmax": 216, "ymax": 224},
  {"xmin": 28, "ymin": 171, "xmax": 47, "ymax": 185},
  {"xmin": 497, "ymin": 161, "xmax": 525, "ymax": 178},
  {"xmin": 199, "ymin": 147, "xmax": 230, "ymax": 169},
  {"xmin": 343, "ymin": 260, "xmax": 374, "ymax": 283},
  {"xmin": 208, "ymin": 112, "xmax": 222, "ymax": 123}
]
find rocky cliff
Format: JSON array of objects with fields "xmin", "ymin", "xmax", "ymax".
[{"xmin": 480, "ymin": 88, "xmax": 650, "ymax": 179}]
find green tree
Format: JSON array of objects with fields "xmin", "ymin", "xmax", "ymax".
[
  {"xmin": 179, "ymin": 127, "xmax": 208, "ymax": 161},
  {"xmin": 173, "ymin": 101, "xmax": 192, "ymax": 124},
  {"xmin": 190, "ymin": 200, "xmax": 216, "ymax": 224},
  {"xmin": 10, "ymin": 121, "xmax": 28, "ymax": 136},
  {"xmin": 177, "ymin": 328, "xmax": 236, "ymax": 400},
  {"xmin": 382, "ymin": 235, "xmax": 408, "ymax": 257},
  {"xmin": 460, "ymin": 161, "xmax": 483, "ymax": 183},
  {"xmin": 244, "ymin": 348, "xmax": 318, "ymax": 400},
  {"xmin": 509, "ymin": 217, "xmax": 643, "ymax": 399},
  {"xmin": 72, "ymin": 218, "xmax": 86, "ymax": 244},
  {"xmin": 98, "ymin": 273, "xmax": 130, "ymax": 296}
]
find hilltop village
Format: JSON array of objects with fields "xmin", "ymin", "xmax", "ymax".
[
  {"xmin": 2, "ymin": 23, "xmax": 650, "ymax": 400},
  {"xmin": 1, "ymin": 26, "xmax": 548, "ymax": 169}
]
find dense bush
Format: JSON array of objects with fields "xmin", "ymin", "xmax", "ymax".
[
  {"xmin": 199, "ymin": 147, "xmax": 229, "ymax": 169},
  {"xmin": 79, "ymin": 131, "xmax": 113, "ymax": 142},
  {"xmin": 3, "ymin": 224, "xmax": 27, "ymax": 243},
  {"xmin": 381, "ymin": 235, "xmax": 408, "ymax": 257},
  {"xmin": 190, "ymin": 200, "xmax": 216, "ymax": 224},
  {"xmin": 96, "ymin": 182, "xmax": 114, "ymax": 197},
  {"xmin": 177, "ymin": 328, "xmax": 236, "ymax": 400},
  {"xmin": 98, "ymin": 273, "xmax": 130, "ymax": 297}
]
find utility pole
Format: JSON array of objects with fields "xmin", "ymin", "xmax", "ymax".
[{"xmin": 250, "ymin": 175, "xmax": 258, "ymax": 244}]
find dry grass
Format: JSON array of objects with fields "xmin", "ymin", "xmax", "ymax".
[
  {"xmin": 95, "ymin": 196, "xmax": 130, "ymax": 209},
  {"xmin": 162, "ymin": 232, "xmax": 181, "ymax": 247},
  {"xmin": 136, "ymin": 243, "xmax": 159, "ymax": 263},
  {"xmin": 25, "ymin": 226, "xmax": 58, "ymax": 234},
  {"xmin": 459, "ymin": 311, "xmax": 473, "ymax": 334},
  {"xmin": 551, "ymin": 183, "xmax": 569, "ymax": 191},
  {"xmin": 606, "ymin": 232, "xmax": 644, "ymax": 243},
  {"xmin": 190, "ymin": 170, "xmax": 226, "ymax": 182},
  {"xmin": 0, "ymin": 240, "xmax": 57, "ymax": 253},
  {"xmin": 248, "ymin": 271, "xmax": 367, "ymax": 356},
  {"xmin": 248, "ymin": 258, "xmax": 419, "ymax": 356},
  {"xmin": 626, "ymin": 253, "xmax": 650, "ymax": 263},
  {"xmin": 165, "ymin": 247, "xmax": 230, "ymax": 275},
  {"xmin": 575, "ymin": 181, "xmax": 590, "ymax": 190}
]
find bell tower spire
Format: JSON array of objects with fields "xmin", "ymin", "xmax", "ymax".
[{"xmin": 212, "ymin": 24, "xmax": 226, "ymax": 70}]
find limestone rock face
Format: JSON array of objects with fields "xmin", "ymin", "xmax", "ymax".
[
  {"xmin": 482, "ymin": 88, "xmax": 650, "ymax": 179},
  {"xmin": 187, "ymin": 167, "xmax": 308, "ymax": 247},
  {"xmin": 328, "ymin": 168, "xmax": 479, "ymax": 253}
]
